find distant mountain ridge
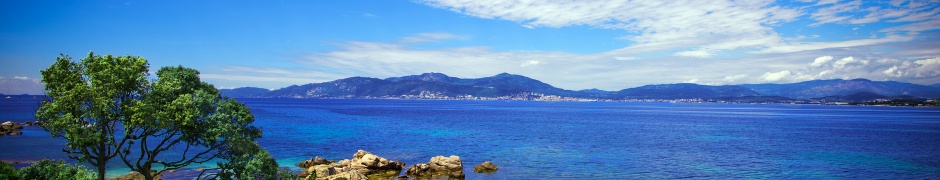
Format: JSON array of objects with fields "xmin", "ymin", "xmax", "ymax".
[
  {"xmin": 616, "ymin": 83, "xmax": 760, "ymax": 99},
  {"xmin": 220, "ymin": 73, "xmax": 940, "ymax": 100},
  {"xmin": 741, "ymin": 79, "xmax": 940, "ymax": 99}
]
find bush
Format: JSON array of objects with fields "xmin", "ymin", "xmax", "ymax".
[
  {"xmin": 15, "ymin": 159, "xmax": 97, "ymax": 180},
  {"xmin": 0, "ymin": 161, "xmax": 19, "ymax": 179},
  {"xmin": 238, "ymin": 149, "xmax": 298, "ymax": 180}
]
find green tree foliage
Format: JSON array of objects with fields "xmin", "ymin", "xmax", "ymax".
[
  {"xmin": 240, "ymin": 149, "xmax": 289, "ymax": 180},
  {"xmin": 37, "ymin": 52, "xmax": 148, "ymax": 180},
  {"xmin": 0, "ymin": 159, "xmax": 98, "ymax": 180},
  {"xmin": 198, "ymin": 142, "xmax": 298, "ymax": 180},
  {"xmin": 0, "ymin": 161, "xmax": 18, "ymax": 179},
  {"xmin": 37, "ymin": 52, "xmax": 268, "ymax": 180}
]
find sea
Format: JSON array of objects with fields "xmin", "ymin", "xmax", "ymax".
[{"xmin": 2, "ymin": 97, "xmax": 939, "ymax": 179}]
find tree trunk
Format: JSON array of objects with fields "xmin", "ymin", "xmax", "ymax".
[
  {"xmin": 142, "ymin": 164, "xmax": 154, "ymax": 180},
  {"xmin": 97, "ymin": 140, "xmax": 107, "ymax": 180},
  {"xmin": 97, "ymin": 164, "xmax": 106, "ymax": 180}
]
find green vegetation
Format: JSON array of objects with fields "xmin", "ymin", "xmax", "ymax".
[
  {"xmin": 0, "ymin": 161, "xmax": 16, "ymax": 179},
  {"xmin": 36, "ymin": 52, "xmax": 288, "ymax": 180},
  {"xmin": 37, "ymin": 52, "xmax": 149, "ymax": 180},
  {"xmin": 0, "ymin": 159, "xmax": 97, "ymax": 180}
]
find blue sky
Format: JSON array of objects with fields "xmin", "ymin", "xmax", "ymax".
[{"xmin": 1, "ymin": 0, "xmax": 939, "ymax": 94}]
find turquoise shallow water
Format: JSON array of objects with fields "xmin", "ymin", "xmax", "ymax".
[{"xmin": 2, "ymin": 98, "xmax": 940, "ymax": 179}]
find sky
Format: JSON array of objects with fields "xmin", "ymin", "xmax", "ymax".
[{"xmin": 1, "ymin": 0, "xmax": 939, "ymax": 94}]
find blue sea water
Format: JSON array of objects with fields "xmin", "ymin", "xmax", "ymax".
[{"xmin": 2, "ymin": 98, "xmax": 940, "ymax": 179}]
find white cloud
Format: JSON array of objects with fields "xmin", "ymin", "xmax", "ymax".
[
  {"xmin": 760, "ymin": 70, "xmax": 793, "ymax": 82},
  {"xmin": 832, "ymin": 56, "xmax": 869, "ymax": 69},
  {"xmin": 883, "ymin": 66, "xmax": 901, "ymax": 77},
  {"xmin": 675, "ymin": 50, "xmax": 715, "ymax": 58},
  {"xmin": 881, "ymin": 18, "xmax": 940, "ymax": 32},
  {"xmin": 419, "ymin": 0, "xmax": 936, "ymax": 58},
  {"xmin": 750, "ymin": 55, "xmax": 940, "ymax": 84},
  {"xmin": 810, "ymin": 56, "xmax": 834, "ymax": 67},
  {"xmin": 399, "ymin": 32, "xmax": 466, "ymax": 43},
  {"xmin": 0, "ymin": 76, "xmax": 44, "ymax": 94},
  {"xmin": 817, "ymin": 69, "xmax": 834, "ymax": 77},
  {"xmin": 809, "ymin": 0, "xmax": 862, "ymax": 26},
  {"xmin": 808, "ymin": 0, "xmax": 939, "ymax": 28},
  {"xmin": 520, "ymin": 60, "xmax": 542, "ymax": 67},
  {"xmin": 722, "ymin": 74, "xmax": 748, "ymax": 82},
  {"xmin": 909, "ymin": 57, "xmax": 940, "ymax": 77},
  {"xmin": 757, "ymin": 34, "xmax": 915, "ymax": 54},
  {"xmin": 420, "ymin": 0, "xmax": 802, "ymax": 57},
  {"xmin": 614, "ymin": 56, "xmax": 638, "ymax": 61}
]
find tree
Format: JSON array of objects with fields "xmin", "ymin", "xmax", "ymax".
[
  {"xmin": 37, "ymin": 52, "xmax": 148, "ymax": 180},
  {"xmin": 15, "ymin": 159, "xmax": 98, "ymax": 180},
  {"xmin": 116, "ymin": 65, "xmax": 262, "ymax": 180},
  {"xmin": 37, "ymin": 52, "xmax": 263, "ymax": 180}
]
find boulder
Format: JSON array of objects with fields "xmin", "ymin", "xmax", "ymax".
[
  {"xmin": 331, "ymin": 159, "xmax": 351, "ymax": 168},
  {"xmin": 346, "ymin": 150, "xmax": 404, "ymax": 177},
  {"xmin": 1, "ymin": 121, "xmax": 12, "ymax": 130},
  {"xmin": 298, "ymin": 171, "xmax": 310, "ymax": 179},
  {"xmin": 107, "ymin": 171, "xmax": 161, "ymax": 180},
  {"xmin": 322, "ymin": 170, "xmax": 366, "ymax": 180},
  {"xmin": 298, "ymin": 156, "xmax": 331, "ymax": 168},
  {"xmin": 303, "ymin": 150, "xmax": 405, "ymax": 179},
  {"xmin": 406, "ymin": 155, "xmax": 465, "ymax": 178},
  {"xmin": 473, "ymin": 161, "xmax": 499, "ymax": 173},
  {"xmin": 429, "ymin": 155, "xmax": 463, "ymax": 172},
  {"xmin": 405, "ymin": 163, "xmax": 431, "ymax": 176},
  {"xmin": 353, "ymin": 150, "xmax": 370, "ymax": 159},
  {"xmin": 7, "ymin": 131, "xmax": 22, "ymax": 136},
  {"xmin": 314, "ymin": 165, "xmax": 337, "ymax": 179}
]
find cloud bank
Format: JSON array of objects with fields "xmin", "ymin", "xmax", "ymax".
[
  {"xmin": 200, "ymin": 1, "xmax": 940, "ymax": 90},
  {"xmin": 0, "ymin": 76, "xmax": 44, "ymax": 95}
]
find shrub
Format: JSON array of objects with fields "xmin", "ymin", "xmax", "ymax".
[
  {"xmin": 239, "ymin": 149, "xmax": 298, "ymax": 180},
  {"xmin": 16, "ymin": 159, "xmax": 97, "ymax": 180},
  {"xmin": 0, "ymin": 161, "xmax": 19, "ymax": 179}
]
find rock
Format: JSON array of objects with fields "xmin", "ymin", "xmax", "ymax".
[
  {"xmin": 11, "ymin": 123, "xmax": 22, "ymax": 130},
  {"xmin": 322, "ymin": 170, "xmax": 367, "ymax": 180},
  {"xmin": 299, "ymin": 156, "xmax": 331, "ymax": 168},
  {"xmin": 397, "ymin": 175, "xmax": 409, "ymax": 180},
  {"xmin": 107, "ymin": 171, "xmax": 161, "ymax": 180},
  {"xmin": 406, "ymin": 155, "xmax": 465, "ymax": 178},
  {"xmin": 331, "ymin": 159, "xmax": 351, "ymax": 168},
  {"xmin": 429, "ymin": 155, "xmax": 463, "ymax": 172},
  {"xmin": 7, "ymin": 131, "xmax": 22, "ymax": 136},
  {"xmin": 1, "ymin": 121, "xmax": 13, "ymax": 131},
  {"xmin": 473, "ymin": 161, "xmax": 499, "ymax": 173},
  {"xmin": 314, "ymin": 165, "xmax": 337, "ymax": 179},
  {"xmin": 353, "ymin": 150, "xmax": 370, "ymax": 160},
  {"xmin": 303, "ymin": 150, "xmax": 406, "ymax": 179},
  {"xmin": 347, "ymin": 150, "xmax": 404, "ymax": 177},
  {"xmin": 405, "ymin": 163, "xmax": 431, "ymax": 176}
]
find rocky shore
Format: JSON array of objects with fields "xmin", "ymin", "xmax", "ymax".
[
  {"xmin": 297, "ymin": 150, "xmax": 498, "ymax": 180},
  {"xmin": 1, "ymin": 121, "xmax": 39, "ymax": 136}
]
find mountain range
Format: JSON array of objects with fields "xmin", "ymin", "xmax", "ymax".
[{"xmin": 220, "ymin": 72, "xmax": 940, "ymax": 101}]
